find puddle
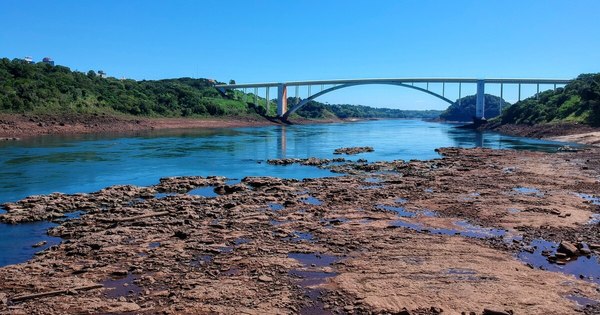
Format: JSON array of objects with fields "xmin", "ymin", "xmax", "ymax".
[
  {"xmin": 395, "ymin": 198, "xmax": 408, "ymax": 204},
  {"xmin": 288, "ymin": 252, "xmax": 338, "ymax": 267},
  {"xmin": 567, "ymin": 294, "xmax": 599, "ymax": 308},
  {"xmin": 419, "ymin": 209, "xmax": 437, "ymax": 217},
  {"xmin": 589, "ymin": 214, "xmax": 600, "ymax": 225},
  {"xmin": 102, "ymin": 273, "xmax": 142, "ymax": 299},
  {"xmin": 289, "ymin": 252, "xmax": 339, "ymax": 315},
  {"xmin": 424, "ymin": 188, "xmax": 434, "ymax": 193},
  {"xmin": 321, "ymin": 218, "xmax": 348, "ymax": 227},
  {"xmin": 149, "ymin": 242, "xmax": 160, "ymax": 248},
  {"xmin": 0, "ymin": 221, "xmax": 62, "ymax": 267},
  {"xmin": 513, "ymin": 187, "xmax": 544, "ymax": 197},
  {"xmin": 191, "ymin": 254, "xmax": 213, "ymax": 267},
  {"xmin": 127, "ymin": 197, "xmax": 145, "ymax": 206},
  {"xmin": 377, "ymin": 205, "xmax": 416, "ymax": 218},
  {"xmin": 578, "ymin": 193, "xmax": 600, "ymax": 205},
  {"xmin": 154, "ymin": 192, "xmax": 177, "ymax": 199},
  {"xmin": 268, "ymin": 203, "xmax": 285, "ymax": 211},
  {"xmin": 299, "ymin": 288, "xmax": 333, "ymax": 315},
  {"xmin": 291, "ymin": 270, "xmax": 337, "ymax": 287},
  {"xmin": 285, "ymin": 231, "xmax": 314, "ymax": 242},
  {"xmin": 517, "ymin": 239, "xmax": 600, "ymax": 284},
  {"xmin": 390, "ymin": 219, "xmax": 520, "ymax": 242},
  {"xmin": 301, "ymin": 196, "xmax": 322, "ymax": 206},
  {"xmin": 188, "ymin": 186, "xmax": 218, "ymax": 198},
  {"xmin": 364, "ymin": 177, "xmax": 382, "ymax": 183}
]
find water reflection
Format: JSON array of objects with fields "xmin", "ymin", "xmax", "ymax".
[{"xmin": 278, "ymin": 126, "xmax": 287, "ymax": 158}]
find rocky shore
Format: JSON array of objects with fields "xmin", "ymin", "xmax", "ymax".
[
  {"xmin": 1, "ymin": 146, "xmax": 600, "ymax": 314},
  {"xmin": 484, "ymin": 122, "xmax": 600, "ymax": 146}
]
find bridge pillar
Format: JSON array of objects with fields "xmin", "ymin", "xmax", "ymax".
[
  {"xmin": 475, "ymin": 80, "xmax": 485, "ymax": 120},
  {"xmin": 277, "ymin": 84, "xmax": 287, "ymax": 117}
]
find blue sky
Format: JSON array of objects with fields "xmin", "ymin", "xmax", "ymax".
[{"xmin": 1, "ymin": 0, "xmax": 599, "ymax": 109}]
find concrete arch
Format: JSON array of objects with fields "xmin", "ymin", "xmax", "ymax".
[{"xmin": 282, "ymin": 82, "xmax": 454, "ymax": 119}]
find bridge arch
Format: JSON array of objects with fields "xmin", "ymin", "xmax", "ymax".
[{"xmin": 282, "ymin": 82, "xmax": 454, "ymax": 119}]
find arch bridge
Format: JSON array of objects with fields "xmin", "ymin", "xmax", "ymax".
[{"xmin": 215, "ymin": 78, "xmax": 572, "ymax": 120}]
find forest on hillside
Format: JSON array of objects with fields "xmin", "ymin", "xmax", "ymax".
[
  {"xmin": 439, "ymin": 94, "xmax": 510, "ymax": 122},
  {"xmin": 0, "ymin": 58, "xmax": 442, "ymax": 120},
  {"xmin": 499, "ymin": 73, "xmax": 600, "ymax": 126}
]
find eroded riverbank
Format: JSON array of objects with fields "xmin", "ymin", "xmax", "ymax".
[{"xmin": 1, "ymin": 147, "xmax": 599, "ymax": 314}]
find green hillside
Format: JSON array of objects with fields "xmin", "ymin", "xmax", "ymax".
[
  {"xmin": 0, "ymin": 57, "xmax": 443, "ymax": 120},
  {"xmin": 499, "ymin": 73, "xmax": 600, "ymax": 126},
  {"xmin": 0, "ymin": 58, "xmax": 257, "ymax": 117},
  {"xmin": 294, "ymin": 99, "xmax": 442, "ymax": 119},
  {"xmin": 439, "ymin": 94, "xmax": 510, "ymax": 122}
]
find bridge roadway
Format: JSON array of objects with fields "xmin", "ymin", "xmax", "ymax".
[{"xmin": 215, "ymin": 78, "xmax": 572, "ymax": 120}]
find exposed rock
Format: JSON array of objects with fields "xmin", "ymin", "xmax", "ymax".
[
  {"xmin": 258, "ymin": 275, "xmax": 273, "ymax": 282},
  {"xmin": 334, "ymin": 146, "xmax": 374, "ymax": 155},
  {"xmin": 557, "ymin": 241, "xmax": 579, "ymax": 257},
  {"xmin": 32, "ymin": 241, "xmax": 47, "ymax": 248}
]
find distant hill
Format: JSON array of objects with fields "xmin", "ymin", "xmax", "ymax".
[
  {"xmin": 499, "ymin": 73, "xmax": 600, "ymax": 126},
  {"xmin": 439, "ymin": 94, "xmax": 510, "ymax": 122},
  {"xmin": 295, "ymin": 99, "xmax": 442, "ymax": 119}
]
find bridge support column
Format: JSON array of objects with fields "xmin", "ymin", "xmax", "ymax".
[
  {"xmin": 277, "ymin": 84, "xmax": 288, "ymax": 117},
  {"xmin": 475, "ymin": 80, "xmax": 485, "ymax": 120}
]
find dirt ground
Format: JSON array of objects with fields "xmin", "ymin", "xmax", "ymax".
[{"xmin": 1, "ymin": 145, "xmax": 600, "ymax": 314}]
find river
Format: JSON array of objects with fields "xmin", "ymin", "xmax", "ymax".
[{"xmin": 0, "ymin": 119, "xmax": 572, "ymax": 266}]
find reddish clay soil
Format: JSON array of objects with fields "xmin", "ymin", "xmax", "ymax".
[{"xmin": 1, "ymin": 146, "xmax": 600, "ymax": 314}]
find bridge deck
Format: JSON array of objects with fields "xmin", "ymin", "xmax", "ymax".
[{"xmin": 215, "ymin": 78, "xmax": 572, "ymax": 89}]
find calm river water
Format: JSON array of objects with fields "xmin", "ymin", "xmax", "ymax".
[{"xmin": 0, "ymin": 119, "xmax": 572, "ymax": 265}]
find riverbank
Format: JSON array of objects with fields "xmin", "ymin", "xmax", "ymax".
[
  {"xmin": 484, "ymin": 121, "xmax": 600, "ymax": 146},
  {"xmin": 1, "ymin": 146, "xmax": 599, "ymax": 314},
  {"xmin": 0, "ymin": 113, "xmax": 347, "ymax": 140}
]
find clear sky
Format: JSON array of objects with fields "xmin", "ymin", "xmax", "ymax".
[{"xmin": 1, "ymin": 0, "xmax": 599, "ymax": 109}]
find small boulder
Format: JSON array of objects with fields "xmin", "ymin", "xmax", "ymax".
[
  {"xmin": 258, "ymin": 275, "xmax": 273, "ymax": 282},
  {"xmin": 32, "ymin": 241, "xmax": 47, "ymax": 248},
  {"xmin": 557, "ymin": 241, "xmax": 579, "ymax": 256}
]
